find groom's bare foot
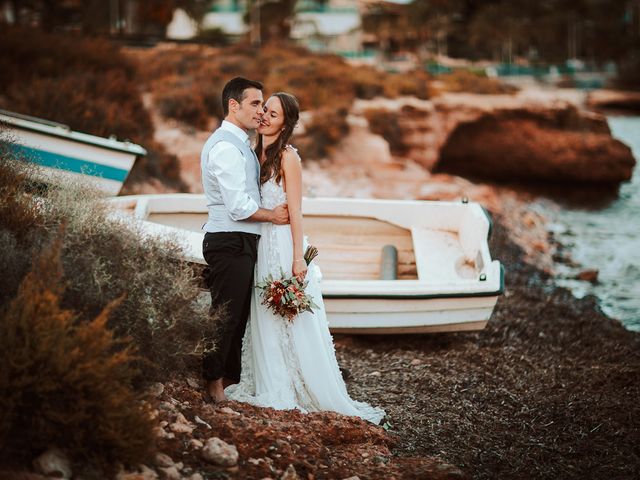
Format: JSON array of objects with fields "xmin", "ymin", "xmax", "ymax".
[{"xmin": 205, "ymin": 379, "xmax": 227, "ymax": 403}]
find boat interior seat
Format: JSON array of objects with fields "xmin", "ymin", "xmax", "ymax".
[{"xmin": 412, "ymin": 227, "xmax": 473, "ymax": 284}]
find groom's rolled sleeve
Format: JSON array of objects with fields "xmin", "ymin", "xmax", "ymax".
[{"xmin": 209, "ymin": 144, "xmax": 259, "ymax": 221}]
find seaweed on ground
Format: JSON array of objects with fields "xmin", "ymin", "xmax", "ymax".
[{"xmin": 336, "ymin": 217, "xmax": 640, "ymax": 480}]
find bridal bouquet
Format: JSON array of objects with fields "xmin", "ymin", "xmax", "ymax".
[{"xmin": 256, "ymin": 245, "xmax": 319, "ymax": 322}]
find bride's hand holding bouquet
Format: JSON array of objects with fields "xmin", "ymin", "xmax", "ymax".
[{"xmin": 256, "ymin": 245, "xmax": 319, "ymax": 322}]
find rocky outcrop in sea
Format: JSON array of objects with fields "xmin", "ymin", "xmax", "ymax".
[{"xmin": 354, "ymin": 90, "xmax": 636, "ymax": 185}]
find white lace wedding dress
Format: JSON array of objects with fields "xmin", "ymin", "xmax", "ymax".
[{"xmin": 226, "ymin": 178, "xmax": 385, "ymax": 424}]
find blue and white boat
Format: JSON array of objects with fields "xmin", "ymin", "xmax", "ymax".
[{"xmin": 0, "ymin": 109, "xmax": 146, "ymax": 195}]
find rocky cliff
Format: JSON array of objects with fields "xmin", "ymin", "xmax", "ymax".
[{"xmin": 353, "ymin": 90, "xmax": 636, "ymax": 186}]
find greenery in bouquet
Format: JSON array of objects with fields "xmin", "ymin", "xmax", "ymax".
[{"xmin": 256, "ymin": 245, "xmax": 319, "ymax": 322}]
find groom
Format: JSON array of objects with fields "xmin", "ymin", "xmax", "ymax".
[{"xmin": 201, "ymin": 77, "xmax": 289, "ymax": 403}]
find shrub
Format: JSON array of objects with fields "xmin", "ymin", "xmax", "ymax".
[
  {"xmin": 0, "ymin": 233, "xmax": 155, "ymax": 468},
  {"xmin": 5, "ymin": 71, "xmax": 153, "ymax": 143},
  {"xmin": 126, "ymin": 42, "xmax": 439, "ymax": 160},
  {"xmin": 436, "ymin": 69, "xmax": 518, "ymax": 95},
  {"xmin": 0, "ymin": 149, "xmax": 48, "ymax": 306},
  {"xmin": 46, "ymin": 180, "xmax": 211, "ymax": 379},
  {"xmin": 349, "ymin": 67, "xmax": 387, "ymax": 99},
  {"xmin": 124, "ymin": 139, "xmax": 185, "ymax": 190},
  {"xmin": 0, "ymin": 27, "xmax": 136, "ymax": 91},
  {"xmin": 0, "ymin": 140, "xmax": 44, "ymax": 242},
  {"xmin": 154, "ymin": 75, "xmax": 210, "ymax": 129},
  {"xmin": 364, "ymin": 108, "xmax": 407, "ymax": 155},
  {"xmin": 383, "ymin": 70, "xmax": 433, "ymax": 99},
  {"xmin": 297, "ymin": 107, "xmax": 350, "ymax": 160},
  {"xmin": 260, "ymin": 49, "xmax": 356, "ymax": 111},
  {"xmin": 0, "ymin": 147, "xmax": 211, "ymax": 381}
]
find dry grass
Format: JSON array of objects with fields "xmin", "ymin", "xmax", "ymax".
[
  {"xmin": 436, "ymin": 69, "xmax": 518, "ymax": 95},
  {"xmin": 0, "ymin": 233, "xmax": 156, "ymax": 469},
  {"xmin": 0, "ymin": 142, "xmax": 211, "ymax": 381}
]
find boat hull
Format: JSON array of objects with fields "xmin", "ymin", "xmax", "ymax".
[
  {"xmin": 1, "ymin": 109, "xmax": 145, "ymax": 195},
  {"xmin": 324, "ymin": 295, "xmax": 497, "ymax": 334}
]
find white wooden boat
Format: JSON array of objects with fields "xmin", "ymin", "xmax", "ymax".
[
  {"xmin": 0, "ymin": 109, "xmax": 146, "ymax": 195},
  {"xmin": 108, "ymin": 194, "xmax": 504, "ymax": 334}
]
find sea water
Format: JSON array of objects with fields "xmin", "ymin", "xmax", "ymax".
[{"xmin": 550, "ymin": 116, "xmax": 640, "ymax": 331}]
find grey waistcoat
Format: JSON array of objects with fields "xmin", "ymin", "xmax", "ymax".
[{"xmin": 200, "ymin": 129, "xmax": 261, "ymax": 234}]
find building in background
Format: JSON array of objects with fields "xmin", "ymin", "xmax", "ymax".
[
  {"xmin": 199, "ymin": 0, "xmax": 247, "ymax": 39},
  {"xmin": 200, "ymin": 0, "xmax": 374, "ymax": 59},
  {"xmin": 290, "ymin": 0, "xmax": 362, "ymax": 56}
]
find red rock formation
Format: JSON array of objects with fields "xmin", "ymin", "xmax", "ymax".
[
  {"xmin": 353, "ymin": 91, "xmax": 636, "ymax": 186},
  {"xmin": 587, "ymin": 89, "xmax": 640, "ymax": 113},
  {"xmin": 436, "ymin": 109, "xmax": 635, "ymax": 184}
]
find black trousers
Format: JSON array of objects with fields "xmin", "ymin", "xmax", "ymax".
[{"xmin": 202, "ymin": 231, "xmax": 259, "ymax": 383}]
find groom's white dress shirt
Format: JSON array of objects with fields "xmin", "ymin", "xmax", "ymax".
[
  {"xmin": 207, "ymin": 121, "xmax": 259, "ymax": 221},
  {"xmin": 201, "ymin": 120, "xmax": 262, "ymax": 234}
]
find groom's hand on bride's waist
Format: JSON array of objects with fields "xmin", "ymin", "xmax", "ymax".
[
  {"xmin": 271, "ymin": 203, "xmax": 290, "ymax": 225},
  {"xmin": 246, "ymin": 204, "xmax": 289, "ymax": 224}
]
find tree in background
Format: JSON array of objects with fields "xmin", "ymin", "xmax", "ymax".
[
  {"xmin": 243, "ymin": 0, "xmax": 297, "ymax": 46},
  {"xmin": 409, "ymin": 0, "xmax": 464, "ymax": 58},
  {"xmin": 365, "ymin": 0, "xmax": 638, "ymax": 86},
  {"xmin": 4, "ymin": 0, "xmax": 210, "ymax": 36},
  {"xmin": 362, "ymin": 2, "xmax": 421, "ymax": 56}
]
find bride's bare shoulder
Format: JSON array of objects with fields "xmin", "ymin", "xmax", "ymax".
[{"xmin": 283, "ymin": 144, "xmax": 301, "ymax": 163}]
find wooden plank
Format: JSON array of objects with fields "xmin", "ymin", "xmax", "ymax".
[
  {"xmin": 305, "ymin": 216, "xmax": 418, "ymax": 280},
  {"xmin": 304, "ymin": 215, "xmax": 412, "ymax": 236}
]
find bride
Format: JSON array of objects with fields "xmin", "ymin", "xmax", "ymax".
[{"xmin": 226, "ymin": 92, "xmax": 385, "ymax": 424}]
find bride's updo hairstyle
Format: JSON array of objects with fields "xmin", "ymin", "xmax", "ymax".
[{"xmin": 257, "ymin": 92, "xmax": 300, "ymax": 185}]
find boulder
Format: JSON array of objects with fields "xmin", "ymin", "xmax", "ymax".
[
  {"xmin": 201, "ymin": 437, "xmax": 239, "ymax": 467},
  {"xmin": 32, "ymin": 448, "xmax": 72, "ymax": 479},
  {"xmin": 576, "ymin": 269, "xmax": 599, "ymax": 283},
  {"xmin": 436, "ymin": 109, "xmax": 635, "ymax": 184}
]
